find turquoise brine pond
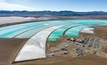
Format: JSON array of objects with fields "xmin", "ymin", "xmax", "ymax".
[{"xmin": 0, "ymin": 20, "xmax": 107, "ymax": 41}]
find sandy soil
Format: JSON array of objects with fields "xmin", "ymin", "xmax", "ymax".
[
  {"xmin": 12, "ymin": 54, "xmax": 107, "ymax": 65},
  {"xmin": 0, "ymin": 38, "xmax": 28, "ymax": 65}
]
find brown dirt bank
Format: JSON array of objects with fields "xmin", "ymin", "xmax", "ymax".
[
  {"xmin": 13, "ymin": 54, "xmax": 107, "ymax": 65},
  {"xmin": 94, "ymin": 26, "xmax": 107, "ymax": 39},
  {"xmin": 103, "ymin": 48, "xmax": 107, "ymax": 54},
  {"xmin": 0, "ymin": 38, "xmax": 28, "ymax": 65}
]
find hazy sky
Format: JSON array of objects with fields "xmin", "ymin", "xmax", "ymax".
[{"xmin": 0, "ymin": 0, "xmax": 107, "ymax": 12}]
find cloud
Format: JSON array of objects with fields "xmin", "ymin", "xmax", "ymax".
[{"xmin": 0, "ymin": 2, "xmax": 37, "ymax": 11}]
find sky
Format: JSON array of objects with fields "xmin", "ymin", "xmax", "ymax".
[{"xmin": 0, "ymin": 0, "xmax": 107, "ymax": 12}]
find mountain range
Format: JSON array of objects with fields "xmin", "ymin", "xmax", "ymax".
[{"xmin": 0, "ymin": 10, "xmax": 107, "ymax": 16}]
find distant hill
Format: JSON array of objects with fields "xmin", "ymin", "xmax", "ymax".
[{"xmin": 0, "ymin": 10, "xmax": 107, "ymax": 16}]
